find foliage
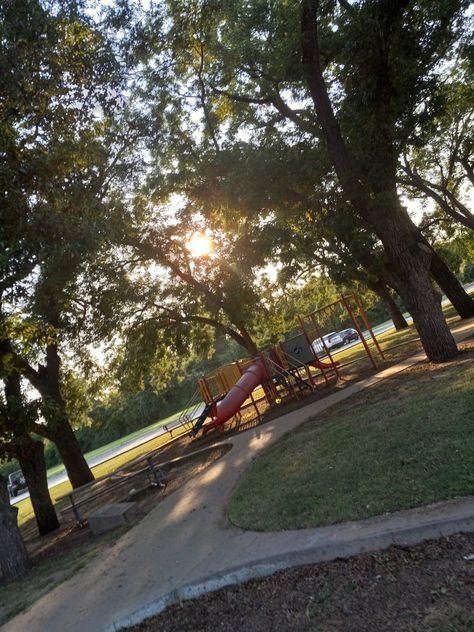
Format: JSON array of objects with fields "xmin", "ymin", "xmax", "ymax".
[
  {"xmin": 0, "ymin": 0, "xmax": 141, "ymax": 485},
  {"xmin": 400, "ymin": 64, "xmax": 474, "ymax": 230}
]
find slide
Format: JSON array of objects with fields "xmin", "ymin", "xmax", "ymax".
[
  {"xmin": 310, "ymin": 357, "xmax": 339, "ymax": 370},
  {"xmin": 200, "ymin": 359, "xmax": 267, "ymax": 436}
]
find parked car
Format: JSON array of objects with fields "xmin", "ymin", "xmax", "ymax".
[
  {"xmin": 312, "ymin": 331, "xmax": 344, "ymax": 355},
  {"xmin": 7, "ymin": 470, "xmax": 28, "ymax": 497},
  {"xmin": 339, "ymin": 328, "xmax": 360, "ymax": 344}
]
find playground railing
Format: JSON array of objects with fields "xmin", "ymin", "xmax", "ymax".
[
  {"xmin": 264, "ymin": 355, "xmax": 311, "ymax": 399},
  {"xmin": 174, "ymin": 388, "xmax": 204, "ymax": 434}
]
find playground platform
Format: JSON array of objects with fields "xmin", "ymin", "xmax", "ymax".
[{"xmin": 5, "ymin": 319, "xmax": 474, "ymax": 632}]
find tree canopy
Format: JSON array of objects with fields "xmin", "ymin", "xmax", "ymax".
[{"xmin": 1, "ymin": 0, "xmax": 473, "ymax": 560}]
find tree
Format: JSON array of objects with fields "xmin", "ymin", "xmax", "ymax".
[
  {"xmin": 124, "ymin": 209, "xmax": 268, "ymax": 357},
  {"xmin": 137, "ymin": 0, "xmax": 471, "ymax": 361},
  {"xmin": 0, "ymin": 0, "xmax": 135, "ymax": 487},
  {"xmin": 151, "ymin": 131, "xmax": 409, "ymax": 331},
  {"xmin": 400, "ymin": 69, "xmax": 474, "ymax": 231},
  {"xmin": 0, "ymin": 343, "xmax": 59, "ymax": 536},
  {"xmin": 0, "ymin": 474, "xmax": 30, "ymax": 582},
  {"xmin": 298, "ymin": 0, "xmax": 466, "ymax": 361}
]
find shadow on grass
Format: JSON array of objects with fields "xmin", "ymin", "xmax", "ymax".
[{"xmin": 228, "ymin": 340, "xmax": 474, "ymax": 531}]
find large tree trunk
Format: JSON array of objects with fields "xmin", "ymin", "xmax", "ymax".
[
  {"xmin": 16, "ymin": 438, "xmax": 59, "ymax": 536},
  {"xmin": 429, "ymin": 247, "xmax": 474, "ymax": 319},
  {"xmin": 42, "ymin": 419, "xmax": 93, "ymax": 489},
  {"xmin": 368, "ymin": 280, "xmax": 409, "ymax": 331},
  {"xmin": 1, "ymin": 360, "xmax": 60, "ymax": 535},
  {"xmin": 300, "ymin": 0, "xmax": 458, "ymax": 362},
  {"xmin": 0, "ymin": 476, "xmax": 30, "ymax": 582},
  {"xmin": 407, "ymin": 220, "xmax": 474, "ymax": 318},
  {"xmin": 5, "ymin": 337, "xmax": 94, "ymax": 490},
  {"xmin": 35, "ymin": 345, "xmax": 94, "ymax": 489},
  {"xmin": 371, "ymin": 197, "xmax": 458, "ymax": 362}
]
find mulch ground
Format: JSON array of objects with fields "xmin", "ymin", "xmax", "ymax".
[{"xmin": 127, "ymin": 533, "xmax": 474, "ymax": 632}]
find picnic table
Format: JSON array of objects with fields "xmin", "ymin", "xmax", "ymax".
[
  {"xmin": 56, "ymin": 442, "xmax": 229, "ymax": 527},
  {"xmin": 56, "ymin": 454, "xmax": 166, "ymax": 527}
]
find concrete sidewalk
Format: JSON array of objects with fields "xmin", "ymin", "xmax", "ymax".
[{"xmin": 5, "ymin": 320, "xmax": 474, "ymax": 632}]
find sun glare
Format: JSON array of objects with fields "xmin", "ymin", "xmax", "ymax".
[{"xmin": 186, "ymin": 232, "xmax": 212, "ymax": 257}]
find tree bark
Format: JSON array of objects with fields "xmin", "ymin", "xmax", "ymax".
[
  {"xmin": 3, "ymin": 338, "xmax": 94, "ymax": 489},
  {"xmin": 1, "ymin": 356, "xmax": 60, "ymax": 535},
  {"xmin": 401, "ymin": 218, "xmax": 474, "ymax": 318},
  {"xmin": 428, "ymin": 247, "xmax": 474, "ymax": 319},
  {"xmin": 0, "ymin": 476, "xmax": 30, "ymax": 582},
  {"xmin": 300, "ymin": 0, "xmax": 458, "ymax": 362},
  {"xmin": 368, "ymin": 280, "xmax": 409, "ymax": 330},
  {"xmin": 41, "ymin": 419, "xmax": 93, "ymax": 489},
  {"xmin": 16, "ymin": 438, "xmax": 60, "ymax": 536},
  {"xmin": 233, "ymin": 323, "xmax": 259, "ymax": 356},
  {"xmin": 372, "ymin": 198, "xmax": 458, "ymax": 361},
  {"xmin": 30, "ymin": 345, "xmax": 94, "ymax": 489}
]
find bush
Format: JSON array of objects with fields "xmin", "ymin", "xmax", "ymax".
[{"xmin": 461, "ymin": 262, "xmax": 474, "ymax": 283}]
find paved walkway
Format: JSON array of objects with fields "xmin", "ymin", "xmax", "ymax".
[{"xmin": 6, "ymin": 320, "xmax": 474, "ymax": 632}]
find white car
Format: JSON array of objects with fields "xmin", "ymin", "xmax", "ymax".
[{"xmin": 312, "ymin": 332, "xmax": 344, "ymax": 355}]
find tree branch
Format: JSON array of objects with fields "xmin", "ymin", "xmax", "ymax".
[
  {"xmin": 147, "ymin": 304, "xmax": 252, "ymax": 351},
  {"xmin": 300, "ymin": 0, "xmax": 371, "ymax": 217},
  {"xmin": 196, "ymin": 41, "xmax": 220, "ymax": 153},
  {"xmin": 399, "ymin": 160, "xmax": 474, "ymax": 230},
  {"xmin": 460, "ymin": 154, "xmax": 474, "ymax": 187},
  {"xmin": 210, "ymin": 85, "xmax": 273, "ymax": 105}
]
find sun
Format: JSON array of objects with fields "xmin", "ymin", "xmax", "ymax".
[{"xmin": 186, "ymin": 232, "xmax": 212, "ymax": 258}]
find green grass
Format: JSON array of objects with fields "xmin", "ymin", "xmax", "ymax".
[
  {"xmin": 333, "ymin": 323, "xmax": 420, "ymax": 366},
  {"xmin": 41, "ymin": 407, "xmax": 188, "ymax": 480},
  {"xmin": 228, "ymin": 353, "xmax": 474, "ymax": 531},
  {"xmin": 0, "ymin": 542, "xmax": 98, "ymax": 625},
  {"xmin": 326, "ymin": 287, "xmax": 474, "ymax": 368}
]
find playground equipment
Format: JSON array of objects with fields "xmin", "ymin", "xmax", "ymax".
[
  {"xmin": 186, "ymin": 293, "xmax": 384, "ymax": 437},
  {"xmin": 298, "ymin": 292, "xmax": 385, "ymax": 373},
  {"xmin": 190, "ymin": 358, "xmax": 270, "ymax": 437}
]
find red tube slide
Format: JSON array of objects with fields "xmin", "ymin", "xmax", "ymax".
[
  {"xmin": 310, "ymin": 357, "xmax": 339, "ymax": 370},
  {"xmin": 202, "ymin": 359, "xmax": 266, "ymax": 434}
]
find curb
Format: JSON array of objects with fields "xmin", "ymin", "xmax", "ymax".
[{"xmin": 109, "ymin": 500, "xmax": 474, "ymax": 631}]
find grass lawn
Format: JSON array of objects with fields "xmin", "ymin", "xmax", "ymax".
[{"xmin": 228, "ymin": 340, "xmax": 474, "ymax": 531}]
